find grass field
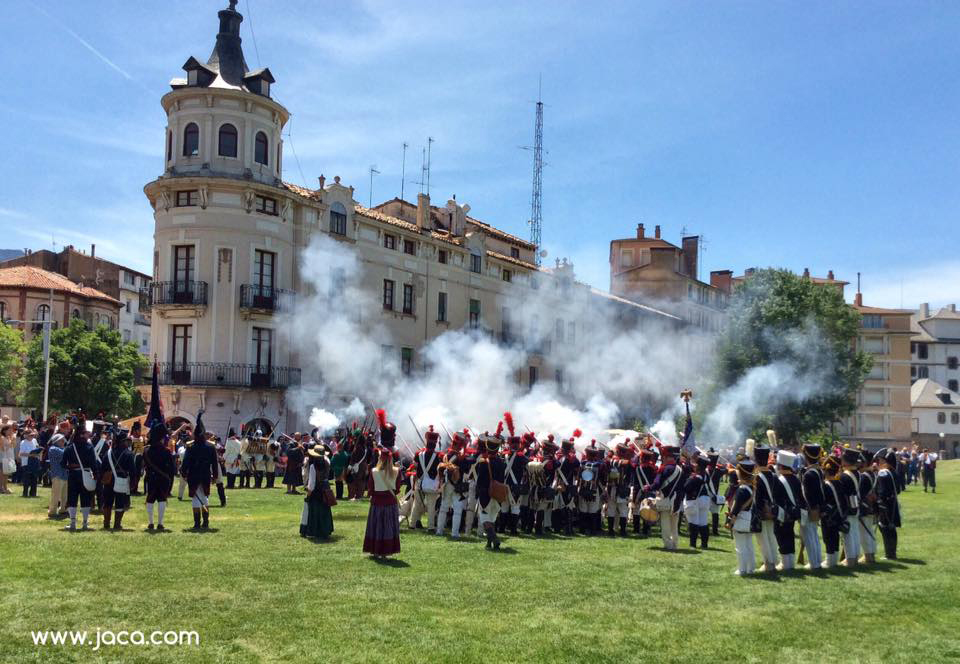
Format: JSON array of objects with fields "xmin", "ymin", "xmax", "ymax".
[{"xmin": 1, "ymin": 463, "xmax": 959, "ymax": 664}]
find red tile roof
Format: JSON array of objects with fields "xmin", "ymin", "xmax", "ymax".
[{"xmin": 0, "ymin": 266, "xmax": 120, "ymax": 305}]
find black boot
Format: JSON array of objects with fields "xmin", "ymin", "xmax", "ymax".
[
  {"xmin": 633, "ymin": 515, "xmax": 641, "ymax": 534},
  {"xmin": 592, "ymin": 512, "xmax": 601, "ymax": 535},
  {"xmin": 607, "ymin": 517, "xmax": 616, "ymax": 537},
  {"xmin": 496, "ymin": 514, "xmax": 505, "ymax": 534},
  {"xmin": 192, "ymin": 509, "xmax": 202, "ymax": 530},
  {"xmin": 226, "ymin": 474, "xmax": 235, "ymax": 489},
  {"xmin": 509, "ymin": 513, "xmax": 519, "ymax": 536},
  {"xmin": 113, "ymin": 511, "xmax": 123, "ymax": 531},
  {"xmin": 712, "ymin": 512, "xmax": 720, "ymax": 536},
  {"xmin": 267, "ymin": 474, "xmax": 275, "ymax": 489},
  {"xmin": 564, "ymin": 509, "xmax": 574, "ymax": 536},
  {"xmin": 102, "ymin": 509, "xmax": 112, "ymax": 530},
  {"xmin": 535, "ymin": 510, "xmax": 544, "ymax": 536},
  {"xmin": 701, "ymin": 525, "xmax": 710, "ymax": 549},
  {"xmin": 689, "ymin": 525, "xmax": 698, "ymax": 548},
  {"xmin": 620, "ymin": 517, "xmax": 628, "ymax": 537},
  {"xmin": 254, "ymin": 472, "xmax": 263, "ymax": 489},
  {"xmin": 217, "ymin": 484, "xmax": 227, "ymax": 507},
  {"xmin": 642, "ymin": 519, "xmax": 651, "ymax": 537},
  {"xmin": 882, "ymin": 529, "xmax": 898, "ymax": 560},
  {"xmin": 201, "ymin": 510, "xmax": 209, "ymax": 529}
]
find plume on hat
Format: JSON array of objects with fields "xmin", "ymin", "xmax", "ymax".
[
  {"xmin": 503, "ymin": 412, "xmax": 515, "ymax": 437},
  {"xmin": 766, "ymin": 429, "xmax": 778, "ymax": 447},
  {"xmin": 495, "ymin": 421, "xmax": 504, "ymax": 438},
  {"xmin": 375, "ymin": 409, "xmax": 388, "ymax": 430},
  {"xmin": 572, "ymin": 428, "xmax": 582, "ymax": 439}
]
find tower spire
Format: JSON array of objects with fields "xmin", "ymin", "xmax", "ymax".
[
  {"xmin": 530, "ymin": 79, "xmax": 544, "ymax": 265},
  {"xmin": 208, "ymin": 0, "xmax": 248, "ymax": 86}
]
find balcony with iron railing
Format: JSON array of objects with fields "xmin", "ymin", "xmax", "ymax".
[
  {"xmin": 152, "ymin": 362, "xmax": 300, "ymax": 390},
  {"xmin": 139, "ymin": 281, "xmax": 208, "ymax": 310},
  {"xmin": 239, "ymin": 284, "xmax": 295, "ymax": 313}
]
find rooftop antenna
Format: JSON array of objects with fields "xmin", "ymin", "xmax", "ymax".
[
  {"xmin": 400, "ymin": 142, "xmax": 408, "ymax": 201},
  {"xmin": 418, "ymin": 147, "xmax": 427, "ymax": 195},
  {"xmin": 699, "ymin": 235, "xmax": 708, "ymax": 282},
  {"xmin": 426, "ymin": 137, "xmax": 434, "ymax": 197},
  {"xmin": 368, "ymin": 165, "xmax": 380, "ymax": 208},
  {"xmin": 529, "ymin": 76, "xmax": 544, "ymax": 265}
]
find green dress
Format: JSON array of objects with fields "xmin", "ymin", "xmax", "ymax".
[{"xmin": 300, "ymin": 457, "xmax": 334, "ymax": 539}]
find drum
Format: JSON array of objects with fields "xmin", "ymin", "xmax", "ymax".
[
  {"xmin": 639, "ymin": 498, "xmax": 659, "ymax": 524},
  {"xmin": 581, "ymin": 467, "xmax": 595, "ymax": 483},
  {"xmin": 607, "ymin": 467, "xmax": 620, "ymax": 482}
]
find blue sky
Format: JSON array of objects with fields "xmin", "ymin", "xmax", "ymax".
[{"xmin": 2, "ymin": 1, "xmax": 959, "ymax": 307}]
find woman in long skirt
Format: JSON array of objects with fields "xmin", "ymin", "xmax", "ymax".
[
  {"xmin": 300, "ymin": 445, "xmax": 334, "ymax": 539},
  {"xmin": 363, "ymin": 445, "xmax": 402, "ymax": 558}
]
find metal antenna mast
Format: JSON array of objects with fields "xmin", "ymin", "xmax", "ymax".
[
  {"xmin": 419, "ymin": 147, "xmax": 427, "ymax": 194},
  {"xmin": 368, "ymin": 165, "xmax": 380, "ymax": 208},
  {"xmin": 530, "ymin": 79, "xmax": 544, "ymax": 265},
  {"xmin": 400, "ymin": 142, "xmax": 408, "ymax": 201},
  {"xmin": 426, "ymin": 137, "xmax": 434, "ymax": 197}
]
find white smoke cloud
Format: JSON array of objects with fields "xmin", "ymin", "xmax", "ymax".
[{"xmin": 285, "ymin": 235, "xmax": 844, "ymax": 452}]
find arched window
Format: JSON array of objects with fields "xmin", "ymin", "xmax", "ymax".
[
  {"xmin": 218, "ymin": 123, "xmax": 238, "ymax": 158},
  {"xmin": 37, "ymin": 304, "xmax": 50, "ymax": 321},
  {"xmin": 71, "ymin": 309, "xmax": 80, "ymax": 319},
  {"xmin": 329, "ymin": 202, "xmax": 347, "ymax": 235},
  {"xmin": 254, "ymin": 131, "xmax": 268, "ymax": 165},
  {"xmin": 183, "ymin": 123, "xmax": 200, "ymax": 157},
  {"xmin": 166, "ymin": 130, "xmax": 172, "ymax": 162}
]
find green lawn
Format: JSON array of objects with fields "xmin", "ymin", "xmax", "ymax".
[{"xmin": 2, "ymin": 463, "xmax": 959, "ymax": 664}]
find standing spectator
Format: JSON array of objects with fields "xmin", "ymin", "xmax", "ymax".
[
  {"xmin": 920, "ymin": 448, "xmax": 938, "ymax": 493},
  {"xmin": 283, "ymin": 434, "xmax": 304, "ymax": 495},
  {"xmin": 909, "ymin": 448, "xmax": 919, "ymax": 485},
  {"xmin": 0, "ymin": 421, "xmax": 15, "ymax": 494},
  {"xmin": 47, "ymin": 425, "xmax": 70, "ymax": 518},
  {"xmin": 331, "ymin": 441, "xmax": 349, "ymax": 500},
  {"xmin": 19, "ymin": 427, "xmax": 40, "ymax": 497}
]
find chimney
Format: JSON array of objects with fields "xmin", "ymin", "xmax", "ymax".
[
  {"xmin": 681, "ymin": 236, "xmax": 699, "ymax": 279},
  {"xmin": 949, "ymin": 304, "xmax": 957, "ymax": 313},
  {"xmin": 654, "ymin": 225, "xmax": 661, "ymax": 239},
  {"xmin": 827, "ymin": 269, "xmax": 834, "ymax": 280},
  {"xmin": 416, "ymin": 193, "xmax": 430, "ymax": 230},
  {"xmin": 637, "ymin": 223, "xmax": 645, "ymax": 239},
  {"xmin": 91, "ymin": 244, "xmax": 96, "ymax": 258},
  {"xmin": 920, "ymin": 302, "xmax": 929, "ymax": 318},
  {"xmin": 854, "ymin": 292, "xmax": 863, "ymax": 307},
  {"xmin": 710, "ymin": 270, "xmax": 733, "ymax": 294},
  {"xmin": 803, "ymin": 267, "xmax": 810, "ymax": 278}
]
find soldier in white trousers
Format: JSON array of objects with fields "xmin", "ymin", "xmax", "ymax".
[
  {"xmin": 727, "ymin": 459, "xmax": 757, "ymax": 576},
  {"xmin": 800, "ymin": 444, "xmax": 826, "ymax": 570}
]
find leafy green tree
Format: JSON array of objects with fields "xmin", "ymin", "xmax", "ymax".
[
  {"xmin": 24, "ymin": 319, "xmax": 147, "ymax": 418},
  {"xmin": 707, "ymin": 268, "xmax": 870, "ymax": 445},
  {"xmin": 0, "ymin": 323, "xmax": 26, "ymax": 403}
]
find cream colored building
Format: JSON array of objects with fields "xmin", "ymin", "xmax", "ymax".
[
  {"xmin": 910, "ymin": 378, "xmax": 960, "ymax": 459},
  {"xmin": 609, "ymin": 224, "xmax": 727, "ymax": 331},
  {"xmin": 835, "ymin": 294, "xmax": 913, "ymax": 450},
  {"xmin": 143, "ymin": 2, "xmax": 680, "ymax": 433}
]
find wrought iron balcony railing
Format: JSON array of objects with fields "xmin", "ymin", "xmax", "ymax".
[
  {"xmin": 139, "ymin": 281, "xmax": 208, "ymax": 309},
  {"xmin": 153, "ymin": 362, "xmax": 300, "ymax": 389},
  {"xmin": 239, "ymin": 284, "xmax": 295, "ymax": 312}
]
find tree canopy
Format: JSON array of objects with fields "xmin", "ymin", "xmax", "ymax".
[
  {"xmin": 24, "ymin": 319, "xmax": 147, "ymax": 418},
  {"xmin": 707, "ymin": 268, "xmax": 870, "ymax": 445},
  {"xmin": 0, "ymin": 323, "xmax": 25, "ymax": 403}
]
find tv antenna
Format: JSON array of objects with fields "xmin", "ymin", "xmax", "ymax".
[
  {"xmin": 368, "ymin": 165, "xmax": 380, "ymax": 208},
  {"xmin": 400, "ymin": 142, "xmax": 408, "ymax": 201}
]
